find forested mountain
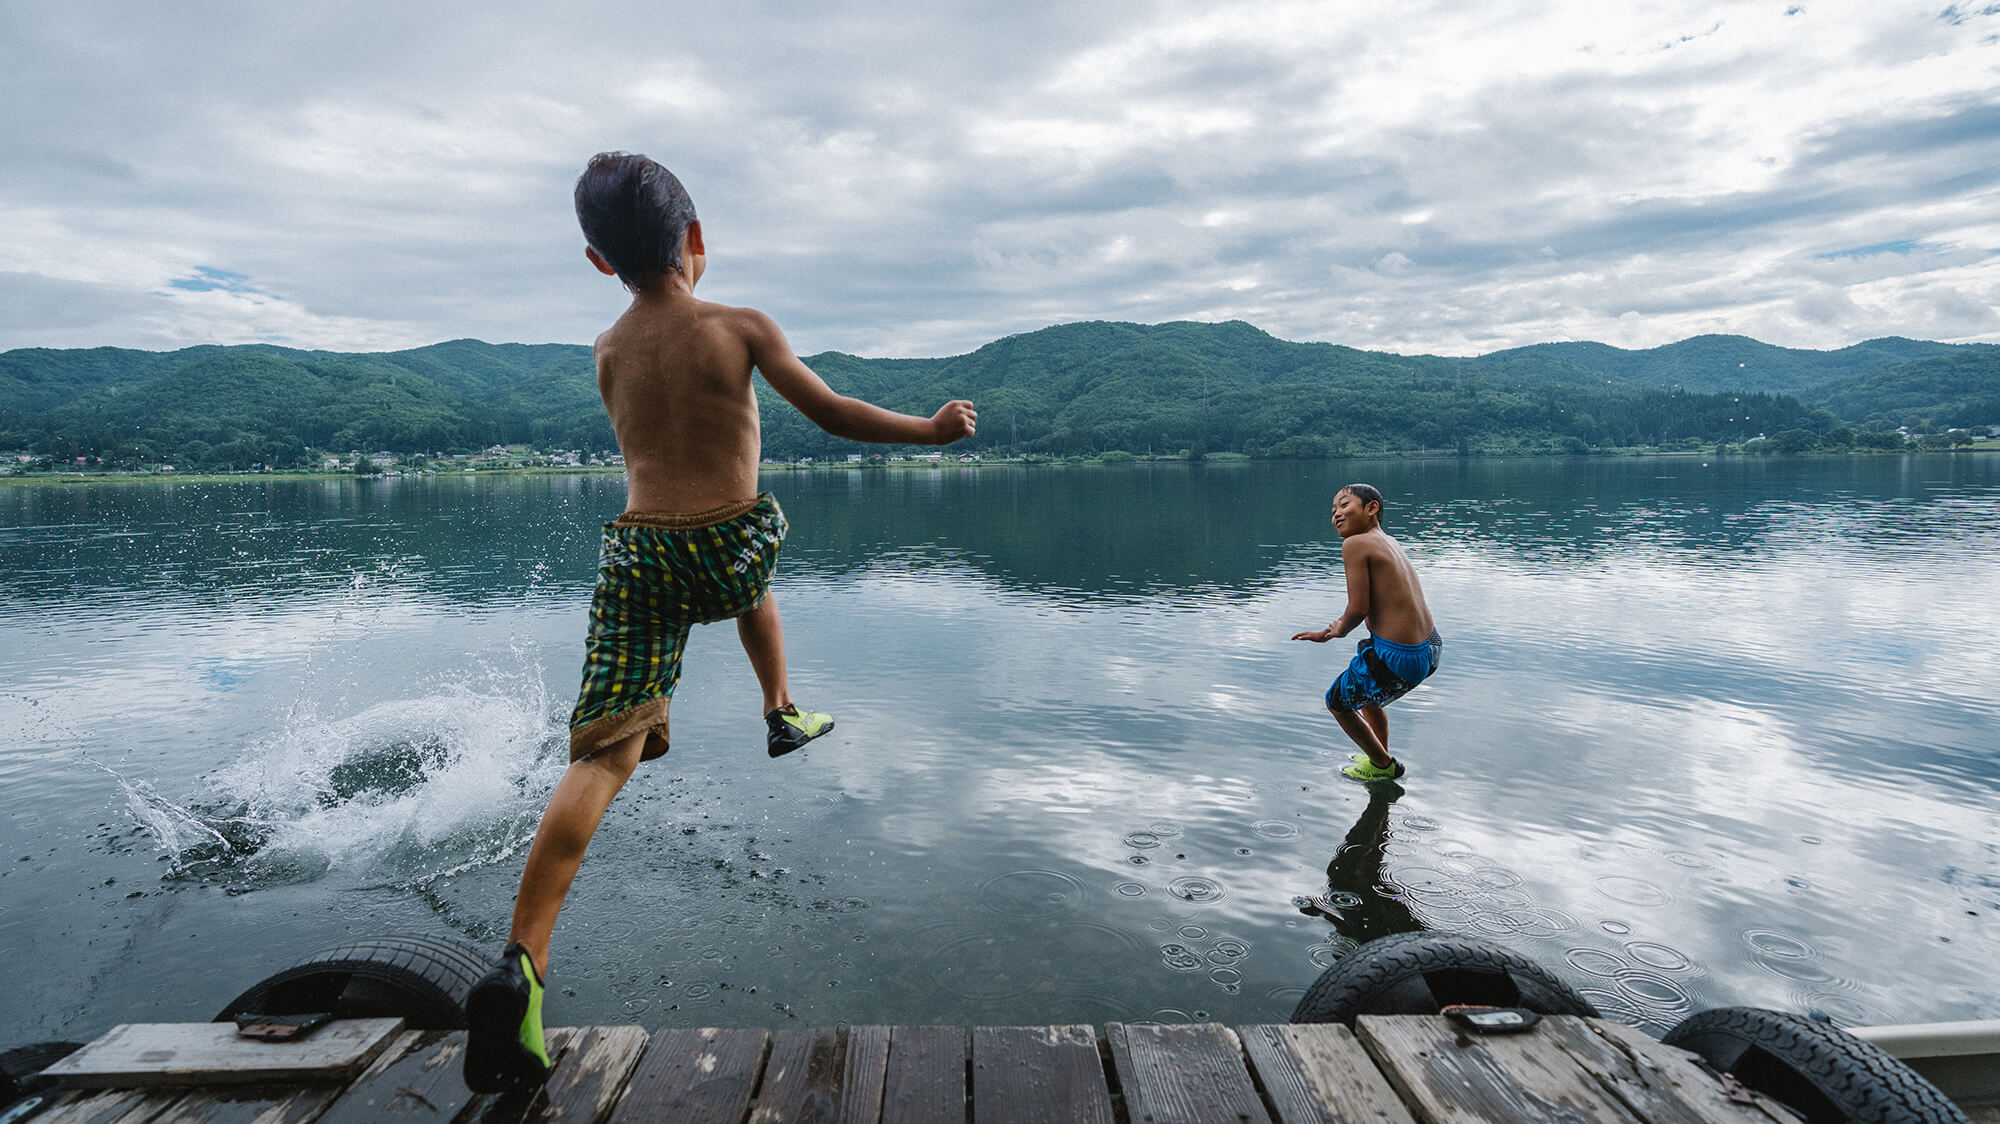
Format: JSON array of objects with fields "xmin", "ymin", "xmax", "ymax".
[
  {"xmin": 2, "ymin": 321, "xmax": 1993, "ymax": 470},
  {"xmin": 1478, "ymin": 334, "xmax": 1974, "ymax": 397}
]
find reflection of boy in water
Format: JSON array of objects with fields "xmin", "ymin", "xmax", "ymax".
[
  {"xmin": 1299, "ymin": 781, "xmax": 1421, "ymax": 944},
  {"xmin": 1291, "ymin": 483, "xmax": 1442, "ymax": 781},
  {"xmin": 463, "ymin": 152, "xmax": 977, "ymax": 1094}
]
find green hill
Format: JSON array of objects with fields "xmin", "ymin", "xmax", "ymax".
[
  {"xmin": 1810, "ymin": 349, "xmax": 2000, "ymax": 431},
  {"xmin": 3, "ymin": 321, "xmax": 1993, "ymax": 470},
  {"xmin": 1479, "ymin": 334, "xmax": 1978, "ymax": 396}
]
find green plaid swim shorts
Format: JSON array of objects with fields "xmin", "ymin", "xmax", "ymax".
[{"xmin": 568, "ymin": 493, "xmax": 787, "ymax": 762}]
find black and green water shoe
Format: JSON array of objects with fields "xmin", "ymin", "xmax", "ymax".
[
  {"xmin": 766, "ymin": 704, "xmax": 834, "ymax": 758},
  {"xmin": 463, "ymin": 942, "xmax": 552, "ymax": 1094}
]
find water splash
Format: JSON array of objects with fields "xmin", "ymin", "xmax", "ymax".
[{"xmin": 111, "ymin": 678, "xmax": 566, "ymax": 892}]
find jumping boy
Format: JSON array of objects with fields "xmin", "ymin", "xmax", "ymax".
[
  {"xmin": 463, "ymin": 152, "xmax": 977, "ymax": 1093},
  {"xmin": 1290, "ymin": 484, "xmax": 1442, "ymax": 782}
]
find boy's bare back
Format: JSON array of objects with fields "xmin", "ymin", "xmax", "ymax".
[
  {"xmin": 595, "ymin": 282, "xmax": 973, "ymax": 516},
  {"xmin": 595, "ymin": 293, "xmax": 779, "ymax": 515},
  {"xmin": 1341, "ymin": 527, "xmax": 1434, "ymax": 646}
]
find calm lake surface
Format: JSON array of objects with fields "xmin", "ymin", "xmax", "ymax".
[{"xmin": 1, "ymin": 456, "xmax": 1995, "ymax": 1045}]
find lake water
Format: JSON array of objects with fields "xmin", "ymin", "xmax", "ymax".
[{"xmin": 1, "ymin": 456, "xmax": 1995, "ymax": 1047}]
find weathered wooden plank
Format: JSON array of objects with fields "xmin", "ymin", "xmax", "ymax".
[
  {"xmin": 605, "ymin": 1026, "xmax": 770, "ymax": 1124},
  {"xmin": 969, "ymin": 1026, "xmax": 1113, "ymax": 1124},
  {"xmin": 520, "ymin": 1025, "xmax": 650, "ymax": 1124},
  {"xmin": 880, "ymin": 1026, "xmax": 965, "ymax": 1124},
  {"xmin": 1581, "ymin": 1018, "xmax": 1808, "ymax": 1124},
  {"xmin": 1356, "ymin": 1015, "xmax": 1643, "ymax": 1124},
  {"xmin": 138, "ymin": 1029, "xmax": 430, "ymax": 1124},
  {"xmin": 44, "ymin": 1020, "xmax": 405, "ymax": 1089},
  {"xmin": 1106, "ymin": 1023, "xmax": 1269, "ymax": 1124},
  {"xmin": 137, "ymin": 1085, "xmax": 348, "ymax": 1124},
  {"xmin": 1239, "ymin": 1025, "xmax": 1416, "ymax": 1124},
  {"xmin": 748, "ymin": 1025, "xmax": 891, "ymax": 1124},
  {"xmin": 308, "ymin": 1030, "xmax": 481, "ymax": 1122},
  {"xmin": 20, "ymin": 1089, "xmax": 163, "ymax": 1124}
]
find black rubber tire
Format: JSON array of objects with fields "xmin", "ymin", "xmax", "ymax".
[
  {"xmin": 0, "ymin": 1041, "xmax": 82, "ymax": 1100},
  {"xmin": 212, "ymin": 934, "xmax": 490, "ymax": 1031},
  {"xmin": 1662, "ymin": 1007, "xmax": 1971, "ymax": 1124},
  {"xmin": 1289, "ymin": 931, "xmax": 1600, "ymax": 1025}
]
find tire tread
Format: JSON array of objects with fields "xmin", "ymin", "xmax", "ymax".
[
  {"xmin": 1291, "ymin": 931, "xmax": 1598, "ymax": 1025},
  {"xmin": 213, "ymin": 933, "xmax": 490, "ymax": 1030},
  {"xmin": 1662, "ymin": 1006, "xmax": 1971, "ymax": 1124}
]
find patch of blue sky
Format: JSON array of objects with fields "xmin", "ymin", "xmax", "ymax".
[
  {"xmin": 1814, "ymin": 240, "xmax": 1926, "ymax": 262},
  {"xmin": 1937, "ymin": 4, "xmax": 2000, "ymax": 26},
  {"xmin": 169, "ymin": 267, "xmax": 261, "ymax": 294}
]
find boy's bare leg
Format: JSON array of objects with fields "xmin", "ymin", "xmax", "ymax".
[
  {"xmin": 507, "ymin": 732, "xmax": 646, "ymax": 977},
  {"xmin": 736, "ymin": 592, "xmax": 793, "ymax": 715},
  {"xmin": 1362, "ymin": 705, "xmax": 1388, "ymax": 754},
  {"xmin": 1332, "ymin": 705, "xmax": 1395, "ymax": 769}
]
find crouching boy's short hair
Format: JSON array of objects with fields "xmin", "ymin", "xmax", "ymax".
[{"xmin": 573, "ymin": 152, "xmax": 698, "ymax": 289}]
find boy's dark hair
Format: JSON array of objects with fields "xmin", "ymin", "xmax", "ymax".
[
  {"xmin": 1342, "ymin": 482, "xmax": 1384, "ymax": 515},
  {"xmin": 574, "ymin": 152, "xmax": 698, "ymax": 289}
]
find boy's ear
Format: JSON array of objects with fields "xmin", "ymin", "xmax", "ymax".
[
  {"xmin": 685, "ymin": 220, "xmax": 705, "ymax": 258},
  {"xmin": 584, "ymin": 246, "xmax": 617, "ymax": 276}
]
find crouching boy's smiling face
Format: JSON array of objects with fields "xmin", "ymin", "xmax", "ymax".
[{"xmin": 1330, "ymin": 487, "xmax": 1380, "ymax": 538}]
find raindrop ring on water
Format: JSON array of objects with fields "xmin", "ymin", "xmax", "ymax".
[
  {"xmin": 1592, "ymin": 875, "xmax": 1673, "ymax": 907},
  {"xmin": 1613, "ymin": 969, "xmax": 1691, "ymax": 1010},
  {"xmin": 1168, "ymin": 876, "xmax": 1225, "ymax": 903},
  {"xmin": 1624, "ymin": 940, "xmax": 1692, "ymax": 972},
  {"xmin": 1208, "ymin": 937, "xmax": 1250, "ymax": 962},
  {"xmin": 1564, "ymin": 947, "xmax": 1628, "ymax": 977},
  {"xmin": 1742, "ymin": 928, "xmax": 1816, "ymax": 960},
  {"xmin": 978, "ymin": 869, "xmax": 1084, "ymax": 917}
]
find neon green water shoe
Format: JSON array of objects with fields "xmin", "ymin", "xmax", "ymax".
[
  {"xmin": 464, "ymin": 942, "xmax": 552, "ymax": 1094},
  {"xmin": 767, "ymin": 704, "xmax": 835, "ymax": 758},
  {"xmin": 1341, "ymin": 757, "xmax": 1407, "ymax": 782}
]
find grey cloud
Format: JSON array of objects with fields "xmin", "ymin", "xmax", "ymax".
[
  {"xmin": 2, "ymin": 3, "xmax": 1997, "ymax": 358},
  {"xmin": 0, "ymin": 272, "xmax": 151, "ymax": 332}
]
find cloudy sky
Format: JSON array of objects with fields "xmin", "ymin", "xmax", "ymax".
[{"xmin": 2, "ymin": 1, "xmax": 1996, "ymax": 360}]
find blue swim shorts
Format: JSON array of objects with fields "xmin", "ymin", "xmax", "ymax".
[{"xmin": 1326, "ymin": 630, "xmax": 1443, "ymax": 713}]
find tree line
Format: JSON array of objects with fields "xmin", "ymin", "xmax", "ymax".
[{"xmin": 2, "ymin": 321, "xmax": 1992, "ymax": 471}]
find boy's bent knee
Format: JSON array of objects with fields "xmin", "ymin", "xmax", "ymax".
[{"xmin": 573, "ymin": 733, "xmax": 646, "ymax": 782}]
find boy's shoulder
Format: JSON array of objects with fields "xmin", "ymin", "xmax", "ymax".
[
  {"xmin": 1341, "ymin": 527, "xmax": 1389, "ymax": 554},
  {"xmin": 595, "ymin": 297, "xmax": 777, "ymax": 355}
]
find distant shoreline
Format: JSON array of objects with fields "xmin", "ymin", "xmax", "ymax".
[{"xmin": 4, "ymin": 446, "xmax": 1992, "ymax": 488}]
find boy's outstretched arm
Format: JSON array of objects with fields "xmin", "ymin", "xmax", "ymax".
[
  {"xmin": 745, "ymin": 310, "xmax": 976, "ymax": 445},
  {"xmin": 1291, "ymin": 539, "xmax": 1371, "ymax": 641}
]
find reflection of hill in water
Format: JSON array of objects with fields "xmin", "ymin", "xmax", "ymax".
[{"xmin": 2, "ymin": 456, "xmax": 1994, "ymax": 611}]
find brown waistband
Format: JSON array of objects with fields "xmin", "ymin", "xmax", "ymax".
[{"xmin": 613, "ymin": 496, "xmax": 763, "ymax": 531}]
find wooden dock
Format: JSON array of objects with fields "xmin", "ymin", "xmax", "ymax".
[{"xmin": 22, "ymin": 1014, "xmax": 1815, "ymax": 1123}]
